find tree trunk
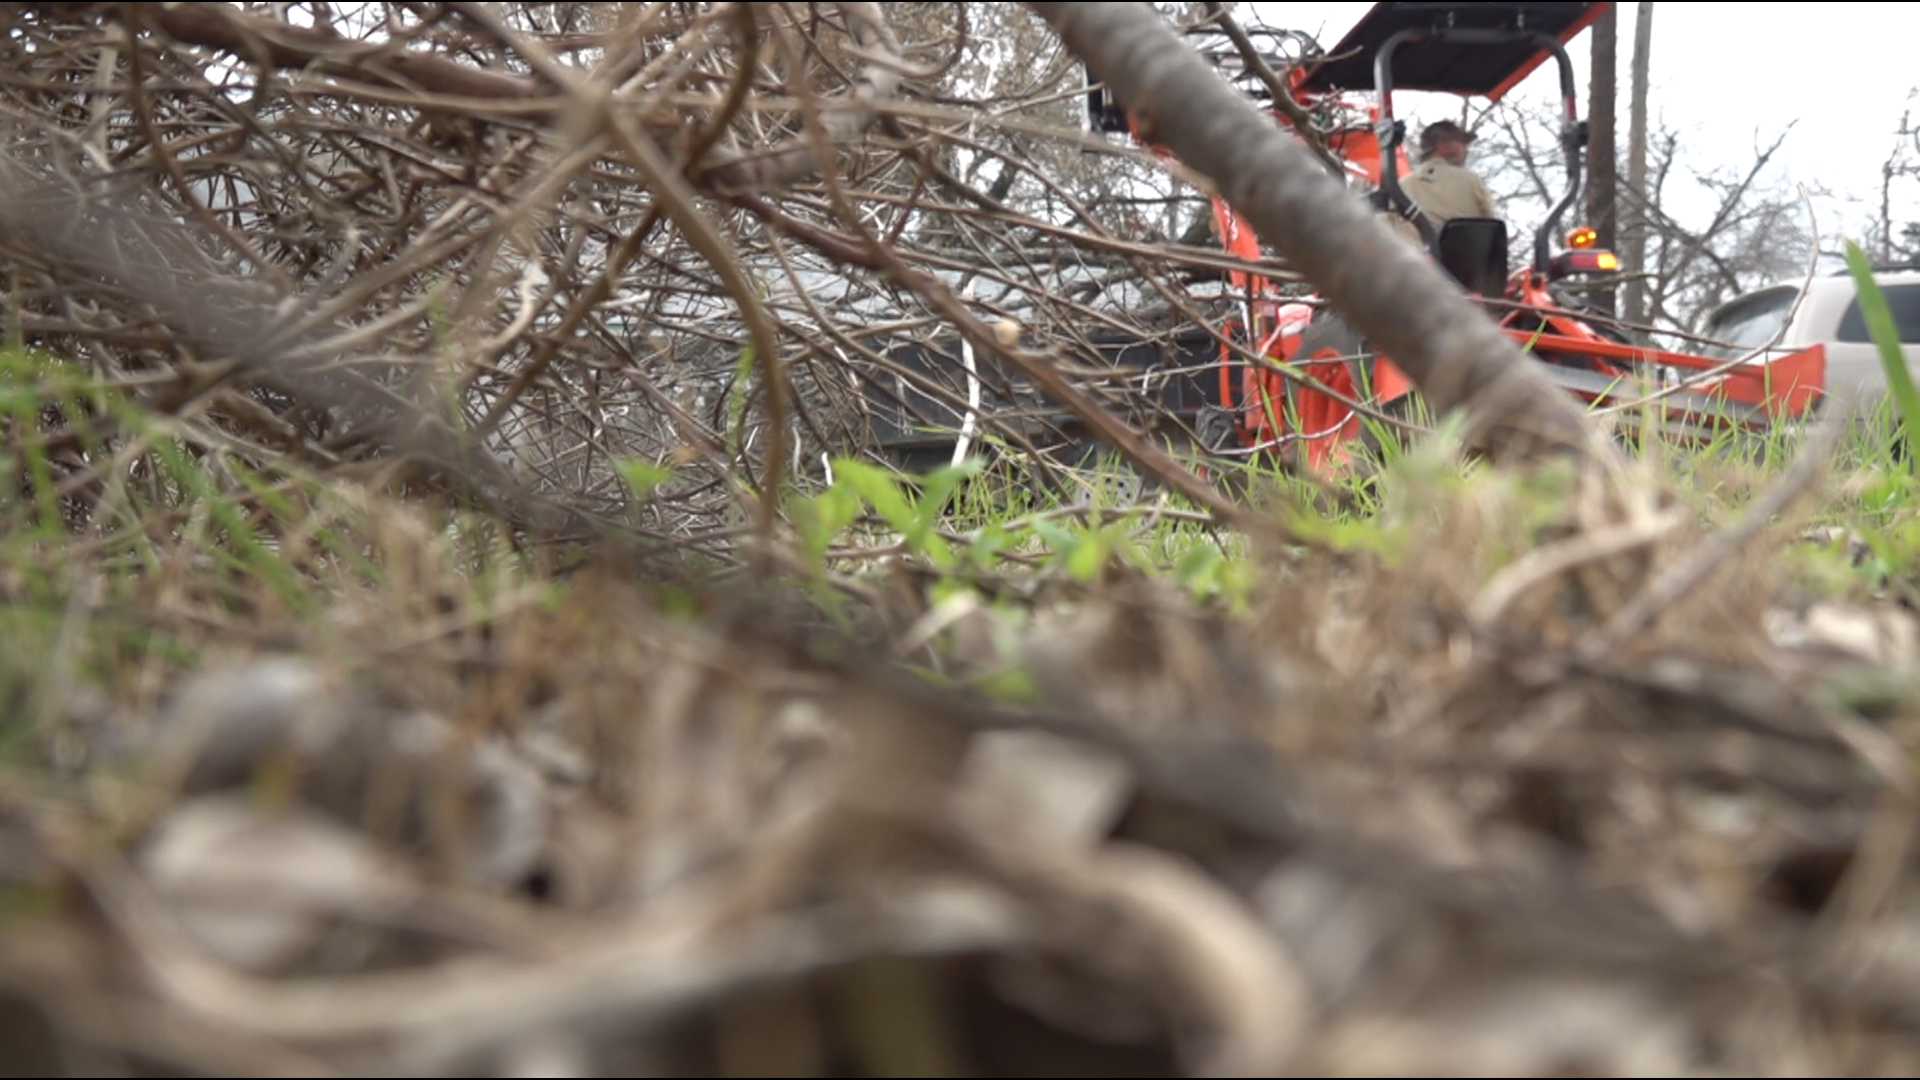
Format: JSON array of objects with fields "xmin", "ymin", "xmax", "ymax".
[
  {"xmin": 1025, "ymin": 2, "xmax": 1597, "ymax": 461},
  {"xmin": 1883, "ymin": 161, "xmax": 1896, "ymax": 265},
  {"xmin": 1587, "ymin": 4, "xmax": 1618, "ymax": 317},
  {"xmin": 1624, "ymin": 2, "xmax": 1653, "ymax": 334}
]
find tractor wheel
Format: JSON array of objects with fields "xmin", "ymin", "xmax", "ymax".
[{"xmin": 1289, "ymin": 316, "xmax": 1419, "ymax": 468}]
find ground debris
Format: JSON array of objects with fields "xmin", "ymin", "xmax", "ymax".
[{"xmin": 1, "ymin": 516, "xmax": 1918, "ymax": 1080}]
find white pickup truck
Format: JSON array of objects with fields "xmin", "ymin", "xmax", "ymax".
[{"xmin": 1697, "ymin": 268, "xmax": 1920, "ymax": 419}]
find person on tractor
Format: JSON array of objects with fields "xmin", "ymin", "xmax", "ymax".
[{"xmin": 1401, "ymin": 119, "xmax": 1497, "ymax": 230}]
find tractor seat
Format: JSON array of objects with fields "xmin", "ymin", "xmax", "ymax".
[
  {"xmin": 1365, "ymin": 191, "xmax": 1506, "ymax": 296},
  {"xmin": 1434, "ymin": 217, "xmax": 1508, "ymax": 297}
]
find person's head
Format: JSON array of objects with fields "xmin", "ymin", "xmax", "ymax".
[{"xmin": 1419, "ymin": 120, "xmax": 1475, "ymax": 166}]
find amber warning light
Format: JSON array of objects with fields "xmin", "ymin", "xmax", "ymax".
[
  {"xmin": 1549, "ymin": 245, "xmax": 1620, "ymax": 279},
  {"xmin": 1559, "ymin": 250, "xmax": 1618, "ymax": 272}
]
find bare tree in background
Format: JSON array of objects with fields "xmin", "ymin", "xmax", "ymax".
[
  {"xmin": 1871, "ymin": 91, "xmax": 1920, "ymax": 265},
  {"xmin": 1624, "ymin": 1, "xmax": 1654, "ymax": 331},
  {"xmin": 1476, "ymin": 98, "xmax": 1809, "ymax": 340},
  {"xmin": 1587, "ymin": 2, "xmax": 1618, "ymax": 317},
  {"xmin": 1629, "ymin": 126, "xmax": 1812, "ymax": 333}
]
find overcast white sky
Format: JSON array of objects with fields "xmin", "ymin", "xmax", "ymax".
[{"xmin": 1243, "ymin": 3, "xmax": 1920, "ymax": 251}]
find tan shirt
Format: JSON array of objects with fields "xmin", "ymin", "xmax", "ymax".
[{"xmin": 1400, "ymin": 159, "xmax": 1497, "ymax": 229}]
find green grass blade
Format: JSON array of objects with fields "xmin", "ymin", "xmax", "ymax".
[{"xmin": 1844, "ymin": 241, "xmax": 1920, "ymax": 467}]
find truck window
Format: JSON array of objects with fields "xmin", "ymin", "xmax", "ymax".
[
  {"xmin": 1700, "ymin": 290, "xmax": 1795, "ymax": 359},
  {"xmin": 1837, "ymin": 285, "xmax": 1920, "ymax": 344}
]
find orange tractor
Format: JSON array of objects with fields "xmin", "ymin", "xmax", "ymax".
[{"xmin": 1087, "ymin": 1, "xmax": 1826, "ymax": 472}]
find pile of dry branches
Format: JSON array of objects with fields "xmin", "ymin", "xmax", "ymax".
[{"xmin": 1, "ymin": 2, "xmax": 1305, "ymax": 552}]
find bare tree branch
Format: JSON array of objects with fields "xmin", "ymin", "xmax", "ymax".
[{"xmin": 1196, "ymin": 1, "xmax": 1345, "ymax": 178}]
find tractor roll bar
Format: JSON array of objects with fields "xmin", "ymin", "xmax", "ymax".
[{"xmin": 1372, "ymin": 27, "xmax": 1586, "ymax": 276}]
